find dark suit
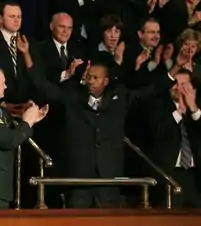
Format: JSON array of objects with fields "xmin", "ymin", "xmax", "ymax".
[
  {"xmin": 26, "ymin": 61, "xmax": 174, "ymax": 208},
  {"xmin": 0, "ymin": 31, "xmax": 41, "ymax": 104},
  {"xmin": 0, "ymin": 107, "xmax": 32, "ymax": 208},
  {"xmin": 158, "ymin": 0, "xmax": 201, "ymax": 43},
  {"xmin": 144, "ymin": 94, "xmax": 201, "ymax": 207},
  {"xmin": 39, "ymin": 38, "xmax": 85, "ymax": 84}
]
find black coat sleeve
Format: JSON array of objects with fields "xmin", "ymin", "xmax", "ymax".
[
  {"xmin": 127, "ymin": 73, "xmax": 175, "ymax": 107},
  {"xmin": 0, "ymin": 121, "xmax": 32, "ymax": 151}
]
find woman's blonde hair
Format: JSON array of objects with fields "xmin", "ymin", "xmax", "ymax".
[{"xmin": 177, "ymin": 28, "xmax": 201, "ymax": 52}]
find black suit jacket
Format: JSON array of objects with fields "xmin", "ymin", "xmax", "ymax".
[
  {"xmin": 0, "ymin": 107, "xmax": 32, "ymax": 201},
  {"xmin": 145, "ymin": 94, "xmax": 201, "ymax": 174},
  {"xmin": 39, "ymin": 38, "xmax": 86, "ymax": 84},
  {"xmin": 124, "ymin": 42, "xmax": 167, "ymax": 89},
  {"xmin": 0, "ymin": 31, "xmax": 41, "ymax": 103},
  {"xmin": 26, "ymin": 63, "xmax": 174, "ymax": 178},
  {"xmin": 158, "ymin": 0, "xmax": 201, "ymax": 43}
]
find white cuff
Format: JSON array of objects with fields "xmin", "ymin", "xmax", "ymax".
[
  {"xmin": 60, "ymin": 70, "xmax": 70, "ymax": 83},
  {"xmin": 191, "ymin": 109, "xmax": 201, "ymax": 121},
  {"xmin": 147, "ymin": 61, "xmax": 158, "ymax": 72},
  {"xmin": 172, "ymin": 110, "xmax": 182, "ymax": 123},
  {"xmin": 168, "ymin": 72, "xmax": 175, "ymax": 81},
  {"xmin": 165, "ymin": 59, "xmax": 173, "ymax": 70}
]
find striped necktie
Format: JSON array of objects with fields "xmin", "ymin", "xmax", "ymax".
[
  {"xmin": 9, "ymin": 36, "xmax": 17, "ymax": 76},
  {"xmin": 180, "ymin": 120, "xmax": 192, "ymax": 169}
]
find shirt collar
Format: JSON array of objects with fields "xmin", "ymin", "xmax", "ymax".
[
  {"xmin": 98, "ymin": 42, "xmax": 109, "ymax": 52},
  {"xmin": 174, "ymin": 101, "xmax": 179, "ymax": 109},
  {"xmin": 140, "ymin": 42, "xmax": 153, "ymax": 52},
  {"xmin": 88, "ymin": 95, "xmax": 102, "ymax": 107},
  {"xmin": 53, "ymin": 37, "xmax": 67, "ymax": 51},
  {"xmin": 1, "ymin": 28, "xmax": 17, "ymax": 45}
]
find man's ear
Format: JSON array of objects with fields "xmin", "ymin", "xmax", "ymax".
[
  {"xmin": 50, "ymin": 22, "xmax": 53, "ymax": 31},
  {"xmin": 137, "ymin": 30, "xmax": 143, "ymax": 40},
  {"xmin": 104, "ymin": 77, "xmax": 109, "ymax": 86},
  {"xmin": 0, "ymin": 15, "xmax": 3, "ymax": 27}
]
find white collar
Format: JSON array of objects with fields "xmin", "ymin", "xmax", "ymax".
[
  {"xmin": 174, "ymin": 101, "xmax": 179, "ymax": 109},
  {"xmin": 53, "ymin": 37, "xmax": 67, "ymax": 50},
  {"xmin": 88, "ymin": 95, "xmax": 102, "ymax": 107},
  {"xmin": 1, "ymin": 28, "xmax": 17, "ymax": 45},
  {"xmin": 98, "ymin": 42, "xmax": 109, "ymax": 52}
]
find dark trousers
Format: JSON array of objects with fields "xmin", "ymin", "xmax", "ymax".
[{"xmin": 65, "ymin": 186, "xmax": 121, "ymax": 208}]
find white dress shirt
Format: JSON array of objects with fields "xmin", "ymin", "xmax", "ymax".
[
  {"xmin": 1, "ymin": 28, "xmax": 17, "ymax": 46},
  {"xmin": 172, "ymin": 102, "xmax": 201, "ymax": 167},
  {"xmin": 53, "ymin": 38, "xmax": 70, "ymax": 82},
  {"xmin": 88, "ymin": 95, "xmax": 102, "ymax": 108}
]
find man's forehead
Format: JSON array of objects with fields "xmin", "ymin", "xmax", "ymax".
[
  {"xmin": 4, "ymin": 5, "xmax": 21, "ymax": 13},
  {"xmin": 144, "ymin": 21, "xmax": 159, "ymax": 29},
  {"xmin": 176, "ymin": 73, "xmax": 190, "ymax": 81}
]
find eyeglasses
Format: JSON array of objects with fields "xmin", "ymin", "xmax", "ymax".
[{"xmin": 142, "ymin": 30, "xmax": 160, "ymax": 35}]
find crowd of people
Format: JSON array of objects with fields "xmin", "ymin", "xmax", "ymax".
[{"xmin": 0, "ymin": 0, "xmax": 201, "ymax": 209}]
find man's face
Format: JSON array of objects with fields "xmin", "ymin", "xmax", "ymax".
[
  {"xmin": 0, "ymin": 70, "xmax": 6, "ymax": 98},
  {"xmin": 85, "ymin": 65, "xmax": 109, "ymax": 98},
  {"xmin": 180, "ymin": 39, "xmax": 198, "ymax": 58},
  {"xmin": 1, "ymin": 5, "xmax": 22, "ymax": 33},
  {"xmin": 186, "ymin": 0, "xmax": 199, "ymax": 4},
  {"xmin": 170, "ymin": 73, "xmax": 191, "ymax": 102},
  {"xmin": 103, "ymin": 26, "xmax": 121, "ymax": 50},
  {"xmin": 50, "ymin": 15, "xmax": 73, "ymax": 44},
  {"xmin": 138, "ymin": 21, "xmax": 160, "ymax": 48}
]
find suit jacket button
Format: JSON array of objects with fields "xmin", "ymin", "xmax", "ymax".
[
  {"xmin": 95, "ymin": 144, "xmax": 100, "ymax": 148},
  {"xmin": 96, "ymin": 128, "xmax": 100, "ymax": 132}
]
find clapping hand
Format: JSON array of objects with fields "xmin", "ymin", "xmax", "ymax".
[
  {"xmin": 69, "ymin": 59, "xmax": 84, "ymax": 75},
  {"xmin": 17, "ymin": 33, "xmax": 29, "ymax": 54},
  {"xmin": 22, "ymin": 103, "xmax": 49, "ymax": 127},
  {"xmin": 178, "ymin": 94, "xmax": 186, "ymax": 115},
  {"xmin": 176, "ymin": 48, "xmax": 191, "ymax": 67},
  {"xmin": 154, "ymin": 44, "xmax": 164, "ymax": 65},
  {"xmin": 181, "ymin": 83, "xmax": 198, "ymax": 112},
  {"xmin": 158, "ymin": 0, "xmax": 169, "ymax": 8},
  {"xmin": 114, "ymin": 41, "xmax": 125, "ymax": 65},
  {"xmin": 163, "ymin": 43, "xmax": 174, "ymax": 62},
  {"xmin": 135, "ymin": 49, "xmax": 151, "ymax": 70},
  {"xmin": 81, "ymin": 60, "xmax": 91, "ymax": 84}
]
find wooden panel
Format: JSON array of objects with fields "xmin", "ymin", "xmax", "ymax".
[{"xmin": 0, "ymin": 209, "xmax": 201, "ymax": 226}]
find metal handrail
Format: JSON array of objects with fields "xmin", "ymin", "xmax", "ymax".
[
  {"xmin": 13, "ymin": 120, "xmax": 53, "ymax": 167},
  {"xmin": 124, "ymin": 137, "xmax": 181, "ymax": 193},
  {"xmin": 13, "ymin": 119, "xmax": 53, "ymax": 209},
  {"xmin": 29, "ymin": 177, "xmax": 157, "ymax": 186},
  {"xmin": 30, "ymin": 177, "xmax": 157, "ymax": 209}
]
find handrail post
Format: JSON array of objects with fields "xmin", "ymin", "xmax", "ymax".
[
  {"xmin": 142, "ymin": 185, "xmax": 150, "ymax": 209},
  {"xmin": 35, "ymin": 158, "xmax": 48, "ymax": 209},
  {"xmin": 124, "ymin": 137, "xmax": 181, "ymax": 209},
  {"xmin": 15, "ymin": 145, "xmax": 21, "ymax": 210},
  {"xmin": 167, "ymin": 184, "xmax": 172, "ymax": 209}
]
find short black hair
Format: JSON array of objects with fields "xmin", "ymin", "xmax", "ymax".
[
  {"xmin": 0, "ymin": 1, "xmax": 20, "ymax": 16},
  {"xmin": 138, "ymin": 17, "xmax": 159, "ymax": 31},
  {"xmin": 90, "ymin": 52, "xmax": 118, "ymax": 81},
  {"xmin": 100, "ymin": 14, "xmax": 123, "ymax": 33}
]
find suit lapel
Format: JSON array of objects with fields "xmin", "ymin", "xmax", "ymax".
[
  {"xmin": 99, "ymin": 86, "xmax": 115, "ymax": 111},
  {"xmin": 0, "ymin": 31, "xmax": 16, "ymax": 79}
]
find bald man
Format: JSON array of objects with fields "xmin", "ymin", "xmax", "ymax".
[{"xmin": 38, "ymin": 12, "xmax": 86, "ymax": 208}]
